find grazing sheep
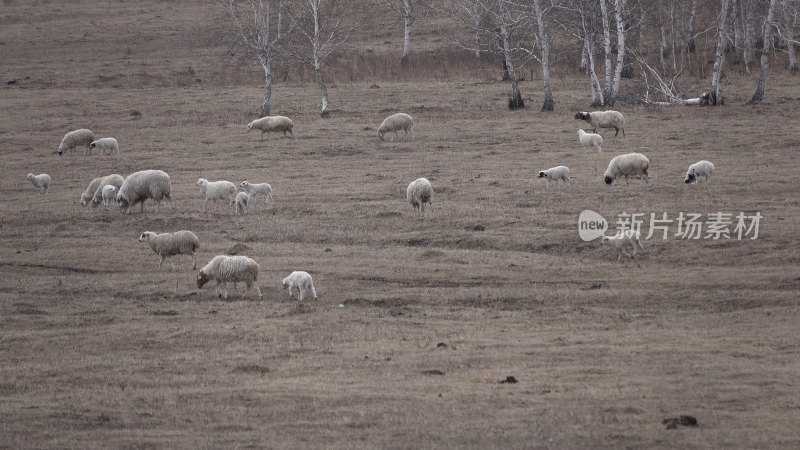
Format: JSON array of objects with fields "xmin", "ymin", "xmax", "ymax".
[
  {"xmin": 240, "ymin": 180, "xmax": 273, "ymax": 204},
  {"xmin": 406, "ymin": 177, "xmax": 433, "ymax": 212},
  {"xmin": 86, "ymin": 173, "xmax": 124, "ymax": 207},
  {"xmin": 246, "ymin": 116, "xmax": 294, "ymax": 137},
  {"xmin": 235, "ymin": 191, "xmax": 249, "ymax": 214},
  {"xmin": 27, "ymin": 173, "xmax": 50, "ymax": 194},
  {"xmin": 89, "ymin": 137, "xmax": 119, "ymax": 156},
  {"xmin": 378, "ymin": 113, "xmax": 414, "ymax": 141},
  {"xmin": 684, "ymin": 160, "xmax": 715, "ymax": 184},
  {"xmin": 197, "ymin": 255, "xmax": 262, "ymax": 300},
  {"xmin": 196, "ymin": 178, "xmax": 238, "ymax": 211},
  {"xmin": 58, "ymin": 129, "xmax": 95, "ymax": 156},
  {"xmin": 117, "ymin": 169, "xmax": 173, "ymax": 214},
  {"xmin": 138, "ymin": 230, "xmax": 200, "ymax": 271},
  {"xmin": 604, "ymin": 153, "xmax": 650, "ymax": 185},
  {"xmin": 282, "ymin": 271, "xmax": 317, "ymax": 301},
  {"xmin": 538, "ymin": 166, "xmax": 570, "ymax": 187},
  {"xmin": 101, "ymin": 185, "xmax": 118, "ymax": 207},
  {"xmin": 577, "ymin": 129, "xmax": 603, "ymax": 152},
  {"xmin": 574, "ymin": 111, "xmax": 626, "ymax": 136},
  {"xmin": 80, "ymin": 177, "xmax": 103, "ymax": 205},
  {"xmin": 601, "ymin": 230, "xmax": 645, "ymax": 260}
]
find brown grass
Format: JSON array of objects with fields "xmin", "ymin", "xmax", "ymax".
[{"xmin": 1, "ymin": 1, "xmax": 800, "ymax": 448}]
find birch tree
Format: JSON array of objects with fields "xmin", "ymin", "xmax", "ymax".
[
  {"xmin": 782, "ymin": 0, "xmax": 799, "ymax": 71},
  {"xmin": 686, "ymin": 0, "xmax": 698, "ymax": 53},
  {"xmin": 709, "ymin": 0, "xmax": 730, "ymax": 105},
  {"xmin": 385, "ymin": 0, "xmax": 417, "ymax": 64},
  {"xmin": 216, "ymin": 0, "xmax": 297, "ymax": 117},
  {"xmin": 748, "ymin": 0, "xmax": 779, "ymax": 104}
]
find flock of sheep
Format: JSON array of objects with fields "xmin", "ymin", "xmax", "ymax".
[{"xmin": 25, "ymin": 109, "xmax": 716, "ymax": 298}]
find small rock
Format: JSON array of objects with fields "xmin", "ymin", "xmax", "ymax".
[
  {"xmin": 421, "ymin": 369, "xmax": 445, "ymax": 376},
  {"xmin": 436, "ymin": 342, "xmax": 448, "ymax": 348},
  {"xmin": 499, "ymin": 376, "xmax": 518, "ymax": 384},
  {"xmin": 663, "ymin": 415, "xmax": 698, "ymax": 429}
]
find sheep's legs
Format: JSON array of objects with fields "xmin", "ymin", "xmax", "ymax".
[
  {"xmin": 298, "ymin": 289, "xmax": 305, "ymax": 301},
  {"xmin": 310, "ymin": 285, "xmax": 317, "ymax": 299},
  {"xmin": 158, "ymin": 257, "xmax": 165, "ymax": 271},
  {"xmin": 191, "ymin": 254, "xmax": 197, "ymax": 270},
  {"xmin": 202, "ymin": 198, "xmax": 208, "ymax": 212}
]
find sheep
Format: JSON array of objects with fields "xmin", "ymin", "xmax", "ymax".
[
  {"xmin": 138, "ymin": 230, "xmax": 200, "ymax": 271},
  {"xmin": 282, "ymin": 271, "xmax": 317, "ymax": 301},
  {"xmin": 406, "ymin": 177, "xmax": 433, "ymax": 212},
  {"xmin": 240, "ymin": 180, "xmax": 273, "ymax": 204},
  {"xmin": 577, "ymin": 129, "xmax": 603, "ymax": 152},
  {"xmin": 684, "ymin": 160, "xmax": 715, "ymax": 184},
  {"xmin": 196, "ymin": 255, "xmax": 262, "ymax": 300},
  {"xmin": 58, "ymin": 129, "xmax": 95, "ymax": 156},
  {"xmin": 604, "ymin": 153, "xmax": 650, "ymax": 185},
  {"xmin": 574, "ymin": 111, "xmax": 626, "ymax": 137},
  {"xmin": 80, "ymin": 177, "xmax": 103, "ymax": 205},
  {"xmin": 538, "ymin": 166, "xmax": 570, "ymax": 187},
  {"xmin": 378, "ymin": 113, "xmax": 414, "ymax": 141},
  {"xmin": 196, "ymin": 178, "xmax": 238, "ymax": 211},
  {"xmin": 101, "ymin": 185, "xmax": 118, "ymax": 207},
  {"xmin": 601, "ymin": 230, "xmax": 645, "ymax": 260},
  {"xmin": 117, "ymin": 169, "xmax": 173, "ymax": 214},
  {"xmin": 235, "ymin": 191, "xmax": 249, "ymax": 214},
  {"xmin": 89, "ymin": 137, "xmax": 119, "ymax": 156},
  {"xmin": 82, "ymin": 173, "xmax": 124, "ymax": 207},
  {"xmin": 27, "ymin": 173, "xmax": 50, "ymax": 194},
  {"xmin": 246, "ymin": 116, "xmax": 294, "ymax": 137}
]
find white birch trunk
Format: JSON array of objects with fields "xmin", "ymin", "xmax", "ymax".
[
  {"xmin": 609, "ymin": 0, "xmax": 628, "ymax": 106},
  {"xmin": 710, "ymin": 0, "xmax": 730, "ymax": 105},
  {"xmin": 260, "ymin": 57, "xmax": 272, "ymax": 117},
  {"xmin": 599, "ymin": 0, "xmax": 613, "ymax": 102},
  {"xmin": 401, "ymin": 0, "xmax": 413, "ymax": 64},
  {"xmin": 732, "ymin": 0, "xmax": 741, "ymax": 64},
  {"xmin": 744, "ymin": 0, "xmax": 755, "ymax": 71},
  {"xmin": 749, "ymin": 0, "xmax": 778, "ymax": 104},
  {"xmin": 500, "ymin": 19, "xmax": 523, "ymax": 109},
  {"xmin": 785, "ymin": 6, "xmax": 799, "ymax": 71},
  {"xmin": 533, "ymin": 0, "xmax": 553, "ymax": 111},
  {"xmin": 687, "ymin": 0, "xmax": 698, "ymax": 53}
]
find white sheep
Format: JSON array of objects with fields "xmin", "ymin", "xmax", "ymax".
[
  {"xmin": 282, "ymin": 271, "xmax": 317, "ymax": 301},
  {"xmin": 604, "ymin": 153, "xmax": 650, "ymax": 185},
  {"xmin": 58, "ymin": 128, "xmax": 95, "ymax": 156},
  {"xmin": 235, "ymin": 191, "xmax": 249, "ymax": 214},
  {"xmin": 138, "ymin": 230, "xmax": 200, "ymax": 271},
  {"xmin": 378, "ymin": 113, "xmax": 414, "ymax": 141},
  {"xmin": 240, "ymin": 180, "xmax": 273, "ymax": 204},
  {"xmin": 538, "ymin": 166, "xmax": 570, "ymax": 187},
  {"xmin": 81, "ymin": 173, "xmax": 124, "ymax": 207},
  {"xmin": 101, "ymin": 185, "xmax": 118, "ymax": 207},
  {"xmin": 246, "ymin": 116, "xmax": 294, "ymax": 137},
  {"xmin": 684, "ymin": 160, "xmax": 714, "ymax": 184},
  {"xmin": 406, "ymin": 177, "xmax": 433, "ymax": 212},
  {"xmin": 577, "ymin": 129, "xmax": 603, "ymax": 152},
  {"xmin": 27, "ymin": 173, "xmax": 51, "ymax": 194},
  {"xmin": 197, "ymin": 255, "xmax": 262, "ymax": 300},
  {"xmin": 575, "ymin": 110, "xmax": 626, "ymax": 137},
  {"xmin": 601, "ymin": 230, "xmax": 645, "ymax": 260},
  {"xmin": 196, "ymin": 178, "xmax": 237, "ymax": 211},
  {"xmin": 89, "ymin": 137, "xmax": 119, "ymax": 156},
  {"xmin": 117, "ymin": 169, "xmax": 173, "ymax": 214}
]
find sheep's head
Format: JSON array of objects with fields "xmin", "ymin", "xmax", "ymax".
[
  {"xmin": 377, "ymin": 129, "xmax": 385, "ymax": 141},
  {"xmin": 282, "ymin": 277, "xmax": 290, "ymax": 289},
  {"xmin": 600, "ymin": 236, "xmax": 611, "ymax": 244},
  {"xmin": 117, "ymin": 196, "xmax": 129, "ymax": 209},
  {"xmin": 241, "ymin": 181, "xmax": 249, "ymax": 189},
  {"xmin": 57, "ymin": 147, "xmax": 64, "ymax": 156},
  {"xmin": 27, "ymin": 173, "xmax": 34, "ymax": 181},
  {"xmin": 538, "ymin": 171, "xmax": 547, "ymax": 178},
  {"xmin": 197, "ymin": 271, "xmax": 210, "ymax": 289},
  {"xmin": 575, "ymin": 112, "xmax": 589, "ymax": 121},
  {"xmin": 138, "ymin": 231, "xmax": 154, "ymax": 242},
  {"xmin": 80, "ymin": 195, "xmax": 90, "ymax": 207},
  {"xmin": 684, "ymin": 173, "xmax": 696, "ymax": 184},
  {"xmin": 604, "ymin": 176, "xmax": 614, "ymax": 185},
  {"xmin": 246, "ymin": 122, "xmax": 254, "ymax": 132},
  {"xmin": 90, "ymin": 141, "xmax": 97, "ymax": 149}
]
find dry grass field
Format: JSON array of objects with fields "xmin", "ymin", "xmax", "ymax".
[{"xmin": 2, "ymin": 1, "xmax": 800, "ymax": 448}]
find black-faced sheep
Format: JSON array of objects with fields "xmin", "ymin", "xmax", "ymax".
[
  {"xmin": 378, "ymin": 113, "xmax": 414, "ymax": 141},
  {"xmin": 575, "ymin": 111, "xmax": 625, "ymax": 136},
  {"xmin": 604, "ymin": 153, "xmax": 649, "ymax": 185},
  {"xmin": 27, "ymin": 173, "xmax": 50, "ymax": 194},
  {"xmin": 684, "ymin": 160, "xmax": 714, "ymax": 184},
  {"xmin": 117, "ymin": 170, "xmax": 173, "ymax": 214},
  {"xmin": 282, "ymin": 271, "xmax": 317, "ymax": 301},
  {"xmin": 538, "ymin": 166, "xmax": 570, "ymax": 187},
  {"xmin": 58, "ymin": 129, "xmax": 95, "ymax": 156},
  {"xmin": 89, "ymin": 137, "xmax": 119, "ymax": 156},
  {"xmin": 197, "ymin": 255, "xmax": 262, "ymax": 300},
  {"xmin": 246, "ymin": 116, "xmax": 294, "ymax": 137},
  {"xmin": 138, "ymin": 231, "xmax": 200, "ymax": 271},
  {"xmin": 406, "ymin": 177, "xmax": 433, "ymax": 212}
]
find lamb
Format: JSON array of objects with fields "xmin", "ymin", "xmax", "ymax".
[
  {"xmin": 235, "ymin": 191, "xmax": 249, "ymax": 214},
  {"xmin": 58, "ymin": 129, "xmax": 95, "ymax": 156},
  {"xmin": 684, "ymin": 160, "xmax": 715, "ymax": 184},
  {"xmin": 196, "ymin": 255, "xmax": 262, "ymax": 300},
  {"xmin": 89, "ymin": 137, "xmax": 119, "ymax": 156},
  {"xmin": 601, "ymin": 230, "xmax": 645, "ymax": 260},
  {"xmin": 378, "ymin": 113, "xmax": 414, "ymax": 141},
  {"xmin": 246, "ymin": 116, "xmax": 294, "ymax": 137},
  {"xmin": 138, "ymin": 230, "xmax": 200, "ymax": 271},
  {"xmin": 101, "ymin": 185, "xmax": 118, "ymax": 207},
  {"xmin": 406, "ymin": 177, "xmax": 433, "ymax": 212},
  {"xmin": 27, "ymin": 173, "xmax": 50, "ymax": 194},
  {"xmin": 604, "ymin": 153, "xmax": 650, "ymax": 185},
  {"xmin": 282, "ymin": 271, "xmax": 318, "ymax": 301},
  {"xmin": 577, "ymin": 129, "xmax": 603, "ymax": 153},
  {"xmin": 240, "ymin": 180, "xmax": 273, "ymax": 204},
  {"xmin": 196, "ymin": 178, "xmax": 238, "ymax": 211},
  {"xmin": 81, "ymin": 173, "xmax": 124, "ymax": 207},
  {"xmin": 117, "ymin": 169, "xmax": 173, "ymax": 214},
  {"xmin": 538, "ymin": 166, "xmax": 570, "ymax": 187},
  {"xmin": 574, "ymin": 110, "xmax": 626, "ymax": 137}
]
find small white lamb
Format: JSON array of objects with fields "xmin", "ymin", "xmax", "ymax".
[
  {"xmin": 601, "ymin": 230, "xmax": 645, "ymax": 260},
  {"xmin": 89, "ymin": 138, "xmax": 119, "ymax": 156},
  {"xmin": 282, "ymin": 271, "xmax": 317, "ymax": 301},
  {"xmin": 196, "ymin": 178, "xmax": 237, "ymax": 211},
  {"xmin": 240, "ymin": 181, "xmax": 272, "ymax": 204},
  {"xmin": 27, "ymin": 173, "xmax": 51, "ymax": 194},
  {"xmin": 577, "ymin": 129, "xmax": 603, "ymax": 152},
  {"xmin": 235, "ymin": 191, "xmax": 249, "ymax": 214},
  {"xmin": 101, "ymin": 185, "xmax": 118, "ymax": 207},
  {"xmin": 684, "ymin": 160, "xmax": 714, "ymax": 184},
  {"xmin": 537, "ymin": 166, "xmax": 570, "ymax": 187}
]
